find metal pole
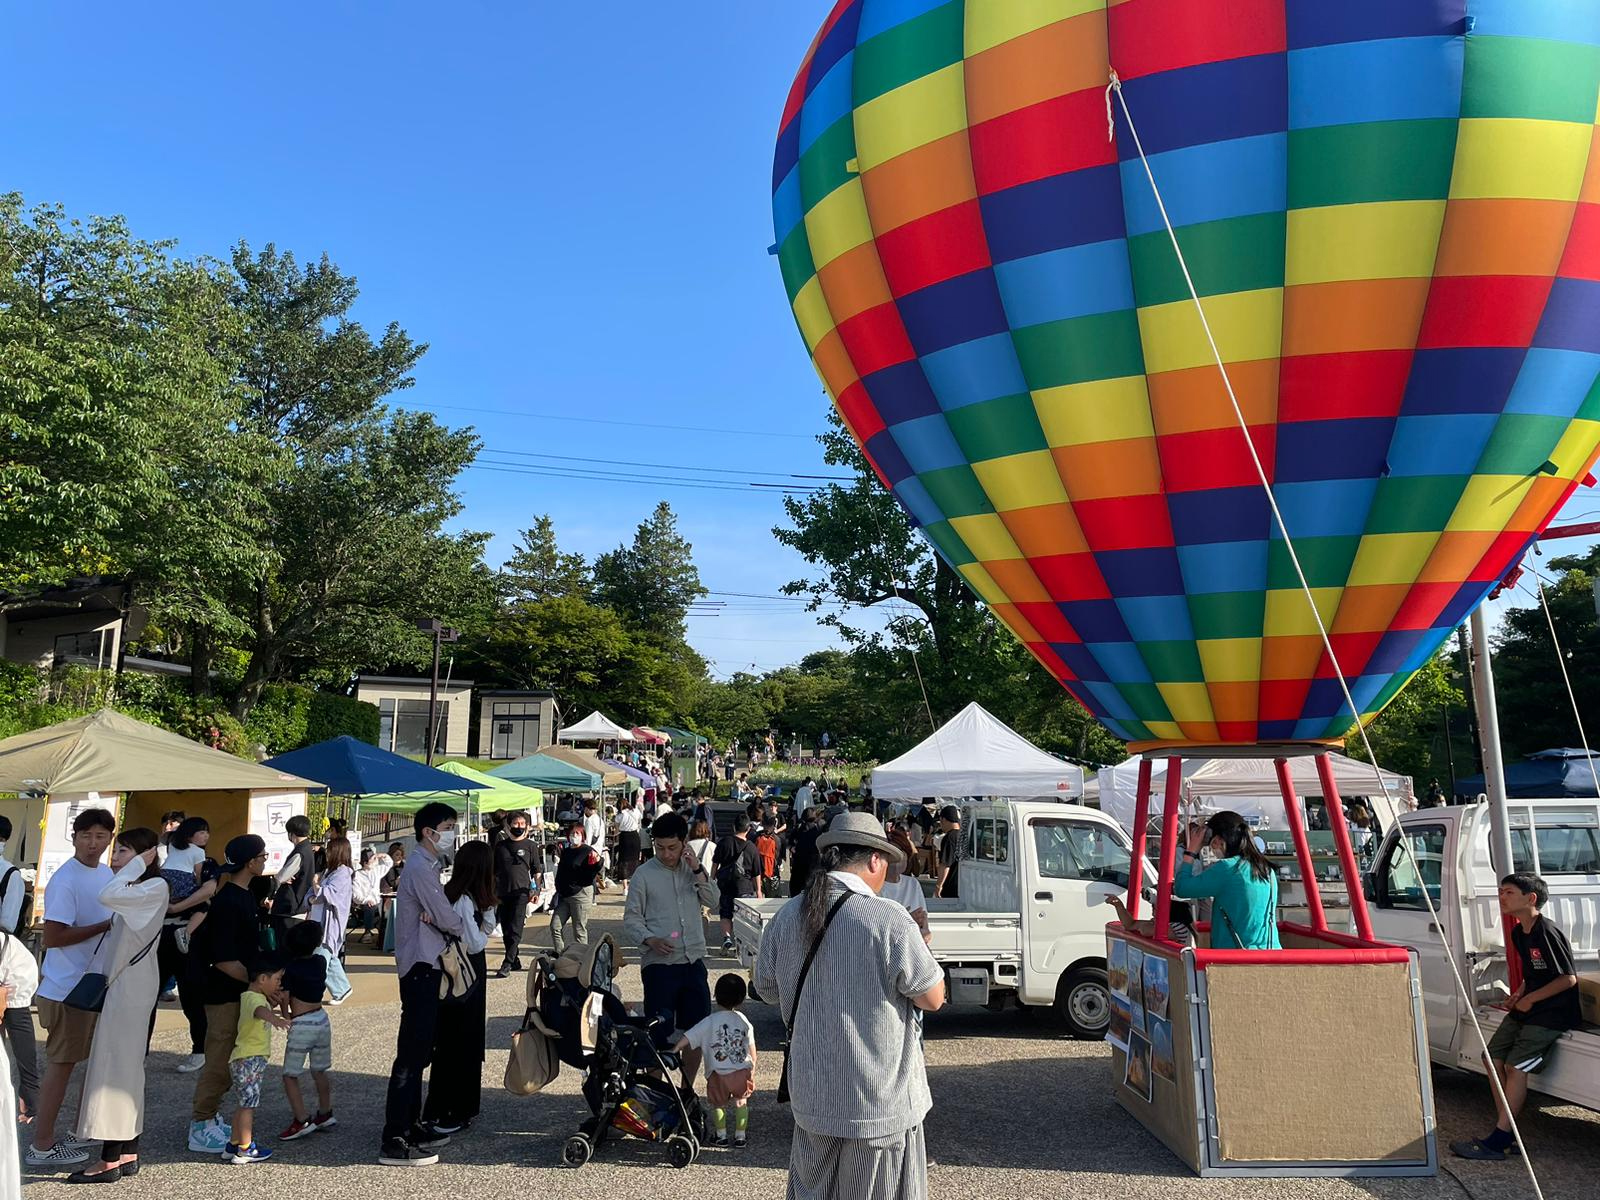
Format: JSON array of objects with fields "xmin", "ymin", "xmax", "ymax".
[
  {"xmin": 1126, "ymin": 758, "xmax": 1153, "ymax": 922},
  {"xmin": 1440, "ymin": 703, "xmax": 1458, "ymax": 801},
  {"xmin": 1470, "ymin": 606, "xmax": 1522, "ymax": 994},
  {"xmin": 426, "ymin": 626, "xmax": 441, "ymax": 767},
  {"xmin": 1316, "ymin": 752, "xmax": 1374, "ymax": 941},
  {"xmin": 1457, "ymin": 623, "xmax": 1484, "ymax": 779},
  {"xmin": 1276, "ymin": 757, "xmax": 1327, "ymax": 932},
  {"xmin": 1153, "ymin": 757, "xmax": 1182, "ymax": 941}
]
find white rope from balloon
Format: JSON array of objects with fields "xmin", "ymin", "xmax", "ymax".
[{"xmin": 1108, "ymin": 70, "xmax": 1546, "ymax": 1199}]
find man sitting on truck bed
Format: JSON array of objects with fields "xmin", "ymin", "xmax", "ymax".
[{"xmin": 1451, "ymin": 872, "xmax": 1581, "ymax": 1161}]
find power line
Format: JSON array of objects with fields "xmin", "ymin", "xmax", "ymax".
[
  {"xmin": 465, "ymin": 462, "xmax": 823, "ymax": 495},
  {"xmin": 393, "ymin": 399, "xmax": 819, "ymax": 441},
  {"xmin": 473, "ymin": 454, "xmax": 824, "ymax": 491},
  {"xmin": 481, "ymin": 446, "xmax": 852, "ymax": 482}
]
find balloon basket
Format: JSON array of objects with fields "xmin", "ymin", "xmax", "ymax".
[{"xmin": 1108, "ymin": 752, "xmax": 1437, "ymax": 1177}]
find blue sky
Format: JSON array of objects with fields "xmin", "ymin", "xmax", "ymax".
[
  {"xmin": 6, "ymin": 3, "xmax": 1593, "ymax": 682},
  {"xmin": 4, "ymin": 2, "xmax": 874, "ymax": 677}
]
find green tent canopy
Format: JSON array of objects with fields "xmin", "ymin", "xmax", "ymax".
[
  {"xmin": 488, "ymin": 752, "xmax": 601, "ymax": 792},
  {"xmin": 356, "ymin": 761, "xmax": 544, "ymax": 817}
]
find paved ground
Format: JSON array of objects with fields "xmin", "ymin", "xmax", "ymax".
[{"xmin": 20, "ymin": 893, "xmax": 1599, "ymax": 1200}]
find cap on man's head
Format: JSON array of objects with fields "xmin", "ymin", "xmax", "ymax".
[
  {"xmin": 939, "ymin": 805, "xmax": 961, "ymax": 824},
  {"xmin": 222, "ymin": 834, "xmax": 267, "ymax": 872}
]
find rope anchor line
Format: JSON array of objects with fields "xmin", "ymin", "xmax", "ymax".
[{"xmin": 1109, "ymin": 70, "xmax": 1546, "ymax": 1200}]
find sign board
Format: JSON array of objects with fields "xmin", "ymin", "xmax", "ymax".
[{"xmin": 249, "ymin": 789, "xmax": 306, "ymax": 874}]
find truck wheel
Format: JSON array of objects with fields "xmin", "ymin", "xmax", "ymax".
[{"xmin": 1055, "ymin": 966, "xmax": 1110, "ymax": 1039}]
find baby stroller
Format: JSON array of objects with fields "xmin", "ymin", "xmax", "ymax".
[{"xmin": 533, "ymin": 935, "xmax": 706, "ymax": 1168}]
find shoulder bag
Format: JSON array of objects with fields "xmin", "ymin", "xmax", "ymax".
[
  {"xmin": 64, "ymin": 927, "xmax": 160, "ymax": 1013},
  {"xmin": 776, "ymin": 891, "xmax": 852, "ymax": 1105}
]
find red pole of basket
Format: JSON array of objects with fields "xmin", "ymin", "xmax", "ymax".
[
  {"xmin": 1316, "ymin": 751, "xmax": 1374, "ymax": 941},
  {"xmin": 1276, "ymin": 757, "xmax": 1327, "ymax": 932},
  {"xmin": 1154, "ymin": 756, "xmax": 1183, "ymax": 940},
  {"xmin": 1126, "ymin": 758, "xmax": 1153, "ymax": 922}
]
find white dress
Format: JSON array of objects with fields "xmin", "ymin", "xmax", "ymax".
[{"xmin": 76, "ymin": 858, "xmax": 169, "ymax": 1143}]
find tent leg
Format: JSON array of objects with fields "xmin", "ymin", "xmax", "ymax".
[
  {"xmin": 1316, "ymin": 752, "xmax": 1374, "ymax": 941},
  {"xmin": 1276, "ymin": 757, "xmax": 1326, "ymax": 931},
  {"xmin": 1126, "ymin": 759, "xmax": 1153, "ymax": 922},
  {"xmin": 1153, "ymin": 756, "xmax": 1182, "ymax": 940}
]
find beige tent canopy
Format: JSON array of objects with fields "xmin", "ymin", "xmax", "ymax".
[
  {"xmin": 536, "ymin": 743, "xmax": 629, "ymax": 788},
  {"xmin": 0, "ymin": 709, "xmax": 321, "ymax": 794},
  {"xmin": 0, "ymin": 711, "xmax": 320, "ymax": 905}
]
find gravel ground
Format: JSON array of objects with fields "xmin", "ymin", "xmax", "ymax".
[{"xmin": 21, "ymin": 893, "xmax": 1598, "ymax": 1200}]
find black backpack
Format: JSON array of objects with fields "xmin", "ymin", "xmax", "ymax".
[{"xmin": 0, "ymin": 866, "xmax": 30, "ymax": 934}]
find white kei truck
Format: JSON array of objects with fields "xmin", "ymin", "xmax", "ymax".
[
  {"xmin": 1365, "ymin": 798, "xmax": 1600, "ymax": 1111},
  {"xmin": 732, "ymin": 799, "xmax": 1137, "ymax": 1037}
]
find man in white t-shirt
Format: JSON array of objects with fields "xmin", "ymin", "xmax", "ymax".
[{"xmin": 28, "ymin": 807, "xmax": 115, "ymax": 1169}]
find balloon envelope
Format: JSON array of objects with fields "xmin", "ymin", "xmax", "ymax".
[{"xmin": 773, "ymin": 0, "xmax": 1600, "ymax": 749}]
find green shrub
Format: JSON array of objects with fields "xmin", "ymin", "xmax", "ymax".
[
  {"xmin": 305, "ymin": 691, "xmax": 379, "ymax": 746},
  {"xmin": 244, "ymin": 684, "xmax": 312, "ymax": 754}
]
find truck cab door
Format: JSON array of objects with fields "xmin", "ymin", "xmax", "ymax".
[
  {"xmin": 1368, "ymin": 818, "xmax": 1459, "ymax": 1054},
  {"xmin": 1023, "ymin": 817, "xmax": 1130, "ymax": 1004}
]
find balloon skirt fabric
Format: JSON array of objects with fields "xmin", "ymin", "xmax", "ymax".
[{"xmin": 772, "ymin": 0, "xmax": 1600, "ymax": 749}]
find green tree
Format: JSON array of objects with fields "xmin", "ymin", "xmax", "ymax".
[
  {"xmin": 591, "ymin": 501, "xmax": 707, "ymax": 640},
  {"xmin": 1492, "ymin": 549, "xmax": 1600, "ymax": 761},
  {"xmin": 1345, "ymin": 653, "xmax": 1469, "ymax": 786},
  {"xmin": 0, "ymin": 195, "xmax": 260, "ymax": 598},
  {"xmin": 501, "ymin": 515, "xmax": 588, "ymax": 606}
]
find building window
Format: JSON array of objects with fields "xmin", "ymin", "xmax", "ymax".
[
  {"xmin": 53, "ymin": 630, "xmax": 110, "ymax": 669},
  {"xmin": 377, "ymin": 697, "xmax": 446, "ymax": 758},
  {"xmin": 489, "ymin": 700, "xmax": 541, "ymax": 760}
]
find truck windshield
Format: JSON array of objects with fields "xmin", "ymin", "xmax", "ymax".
[{"xmin": 1032, "ymin": 819, "xmax": 1130, "ymax": 887}]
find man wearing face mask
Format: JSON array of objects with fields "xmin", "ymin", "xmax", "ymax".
[
  {"xmin": 492, "ymin": 813, "xmax": 538, "ymax": 977},
  {"xmin": 378, "ymin": 803, "xmax": 466, "ymax": 1168}
]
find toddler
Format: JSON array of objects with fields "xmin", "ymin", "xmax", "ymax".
[
  {"xmin": 227, "ymin": 958, "xmax": 289, "ymax": 1164},
  {"xmin": 675, "ymin": 973, "xmax": 756, "ymax": 1147}
]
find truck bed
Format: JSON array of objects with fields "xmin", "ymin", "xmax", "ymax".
[
  {"xmin": 731, "ymin": 896, "xmax": 1021, "ymax": 971},
  {"xmin": 1454, "ymin": 1008, "xmax": 1600, "ymax": 1113}
]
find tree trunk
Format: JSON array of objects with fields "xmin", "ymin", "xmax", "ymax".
[
  {"xmin": 189, "ymin": 627, "xmax": 214, "ymax": 698},
  {"xmin": 231, "ymin": 648, "xmax": 276, "ymax": 721}
]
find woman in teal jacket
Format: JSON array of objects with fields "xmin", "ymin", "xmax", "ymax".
[{"xmin": 1172, "ymin": 811, "xmax": 1281, "ymax": 950}]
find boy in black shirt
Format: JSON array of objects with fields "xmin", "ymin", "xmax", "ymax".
[{"xmin": 1451, "ymin": 873, "xmax": 1581, "ymax": 1160}]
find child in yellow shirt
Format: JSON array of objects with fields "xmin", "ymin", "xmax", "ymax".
[{"xmin": 225, "ymin": 959, "xmax": 289, "ymax": 1164}]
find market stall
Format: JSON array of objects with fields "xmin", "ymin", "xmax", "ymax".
[
  {"xmin": 0, "ymin": 710, "xmax": 320, "ymax": 913},
  {"xmin": 1107, "ymin": 752, "xmax": 1435, "ymax": 1177},
  {"xmin": 557, "ymin": 711, "xmax": 633, "ymax": 744},
  {"xmin": 871, "ymin": 702, "xmax": 1084, "ymax": 801},
  {"xmin": 488, "ymin": 751, "xmax": 602, "ymax": 794}
]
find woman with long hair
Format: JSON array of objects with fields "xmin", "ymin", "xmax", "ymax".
[
  {"xmin": 308, "ymin": 836, "xmax": 355, "ymax": 1001},
  {"xmin": 352, "ymin": 847, "xmax": 383, "ymax": 942},
  {"xmin": 422, "ymin": 839, "xmax": 496, "ymax": 1134},
  {"xmin": 1172, "ymin": 810, "xmax": 1281, "ymax": 950},
  {"xmin": 71, "ymin": 828, "xmax": 168, "ymax": 1182}
]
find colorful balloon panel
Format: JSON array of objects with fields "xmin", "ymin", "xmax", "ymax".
[{"xmin": 773, "ymin": 0, "xmax": 1600, "ymax": 749}]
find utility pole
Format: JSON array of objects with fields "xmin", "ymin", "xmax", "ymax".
[
  {"xmin": 415, "ymin": 618, "xmax": 459, "ymax": 766},
  {"xmin": 1440, "ymin": 702, "xmax": 1457, "ymax": 801}
]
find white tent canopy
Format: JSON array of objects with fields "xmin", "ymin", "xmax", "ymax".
[
  {"xmin": 1096, "ymin": 752, "xmax": 1413, "ymax": 834},
  {"xmin": 557, "ymin": 711, "xmax": 633, "ymax": 743},
  {"xmin": 871, "ymin": 702, "xmax": 1084, "ymax": 801}
]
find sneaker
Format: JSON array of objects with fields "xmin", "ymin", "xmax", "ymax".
[
  {"xmin": 159, "ymin": 989, "xmax": 179, "ymax": 1003},
  {"xmin": 410, "ymin": 1124, "xmax": 451, "ymax": 1150},
  {"xmin": 721, "ymin": 937, "xmax": 736, "ymax": 954},
  {"xmin": 494, "ymin": 965, "xmax": 512, "ymax": 979},
  {"xmin": 25, "ymin": 1141, "xmax": 91, "ymax": 1168},
  {"xmin": 325, "ymin": 992, "xmax": 348, "ymax": 1006},
  {"xmin": 733, "ymin": 1133, "xmax": 747, "ymax": 1147},
  {"xmin": 379, "ymin": 1138, "xmax": 439, "ymax": 1167},
  {"xmin": 509, "ymin": 959, "xmax": 525, "ymax": 972},
  {"xmin": 175, "ymin": 1053, "xmax": 207, "ymax": 1073},
  {"xmin": 227, "ymin": 1142, "xmax": 273, "ymax": 1164},
  {"xmin": 429, "ymin": 1119, "xmax": 466, "ymax": 1135},
  {"xmin": 713, "ymin": 1131, "xmax": 729, "ymax": 1146},
  {"xmin": 278, "ymin": 1119, "xmax": 316, "ymax": 1142},
  {"xmin": 311, "ymin": 1111, "xmax": 338, "ymax": 1131},
  {"xmin": 188, "ymin": 1118, "xmax": 230, "ymax": 1154},
  {"xmin": 1450, "ymin": 1138, "xmax": 1508, "ymax": 1161}
]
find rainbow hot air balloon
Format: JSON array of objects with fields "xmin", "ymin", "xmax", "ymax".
[{"xmin": 773, "ymin": 0, "xmax": 1600, "ymax": 749}]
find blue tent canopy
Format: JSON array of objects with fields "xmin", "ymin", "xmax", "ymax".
[
  {"xmin": 488, "ymin": 752, "xmax": 601, "ymax": 792},
  {"xmin": 1458, "ymin": 749, "xmax": 1600, "ymax": 799},
  {"xmin": 263, "ymin": 736, "xmax": 488, "ymax": 797}
]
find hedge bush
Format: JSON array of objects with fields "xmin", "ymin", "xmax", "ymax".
[{"xmin": 305, "ymin": 690, "xmax": 379, "ymax": 746}]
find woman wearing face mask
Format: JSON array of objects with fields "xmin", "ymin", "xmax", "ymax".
[
  {"xmin": 1171, "ymin": 811, "xmax": 1281, "ymax": 951},
  {"xmin": 70, "ymin": 828, "xmax": 169, "ymax": 1182}
]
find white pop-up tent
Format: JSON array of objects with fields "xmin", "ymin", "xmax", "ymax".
[
  {"xmin": 871, "ymin": 702, "xmax": 1084, "ymax": 801},
  {"xmin": 1096, "ymin": 752, "xmax": 1413, "ymax": 834},
  {"xmin": 557, "ymin": 711, "xmax": 634, "ymax": 743}
]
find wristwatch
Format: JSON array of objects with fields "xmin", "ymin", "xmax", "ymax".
[{"xmin": 1181, "ymin": 849, "xmax": 1196, "ymax": 860}]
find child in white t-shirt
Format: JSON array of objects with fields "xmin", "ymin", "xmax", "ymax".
[{"xmin": 675, "ymin": 973, "xmax": 756, "ymax": 1147}]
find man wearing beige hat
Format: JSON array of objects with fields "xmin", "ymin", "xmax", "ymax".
[{"xmin": 753, "ymin": 813, "xmax": 944, "ymax": 1200}]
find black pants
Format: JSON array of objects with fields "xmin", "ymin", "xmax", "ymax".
[
  {"xmin": 382, "ymin": 964, "xmax": 442, "ymax": 1144},
  {"xmin": 2, "ymin": 1004, "xmax": 40, "ymax": 1114},
  {"xmin": 496, "ymin": 890, "xmax": 530, "ymax": 966},
  {"xmin": 157, "ymin": 924, "xmax": 206, "ymax": 1054},
  {"xmin": 423, "ymin": 951, "xmax": 487, "ymax": 1127},
  {"xmin": 100, "ymin": 1135, "xmax": 139, "ymax": 1159}
]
